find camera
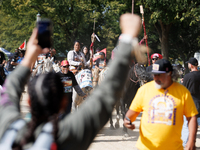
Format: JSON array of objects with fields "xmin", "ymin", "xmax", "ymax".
[{"xmin": 37, "ymin": 19, "xmax": 53, "ymax": 49}]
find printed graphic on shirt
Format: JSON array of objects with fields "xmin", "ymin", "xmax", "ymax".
[
  {"xmin": 61, "ymin": 77, "xmax": 73, "ymax": 93},
  {"xmin": 74, "ymin": 52, "xmax": 83, "ymax": 62},
  {"xmin": 99, "ymin": 60, "xmax": 105, "ymax": 69},
  {"xmin": 148, "ymin": 94, "xmax": 177, "ymax": 125}
]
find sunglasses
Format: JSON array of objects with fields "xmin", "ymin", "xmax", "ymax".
[
  {"xmin": 62, "ymin": 66, "xmax": 69, "ymax": 68},
  {"xmin": 152, "ymin": 58, "xmax": 158, "ymax": 61}
]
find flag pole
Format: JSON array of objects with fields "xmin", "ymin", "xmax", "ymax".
[
  {"xmin": 93, "ymin": 18, "xmax": 95, "ymax": 33},
  {"xmin": 140, "ymin": 5, "xmax": 150, "ymax": 66},
  {"xmin": 132, "ymin": 0, "xmax": 134, "ymax": 14}
]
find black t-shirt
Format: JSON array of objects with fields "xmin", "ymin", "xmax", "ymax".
[
  {"xmin": 95, "ymin": 58, "xmax": 108, "ymax": 69},
  {"xmin": 0, "ymin": 52, "xmax": 5, "ymax": 64},
  {"xmin": 183, "ymin": 71, "xmax": 200, "ymax": 103},
  {"xmin": 58, "ymin": 71, "xmax": 78, "ymax": 102},
  {"xmin": 7, "ymin": 57, "xmax": 17, "ymax": 71}
]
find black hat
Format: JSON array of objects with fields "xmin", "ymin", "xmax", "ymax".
[
  {"xmin": 186, "ymin": 57, "xmax": 198, "ymax": 66},
  {"xmin": 151, "ymin": 59, "xmax": 173, "ymax": 74},
  {"xmin": 99, "ymin": 52, "xmax": 105, "ymax": 56}
]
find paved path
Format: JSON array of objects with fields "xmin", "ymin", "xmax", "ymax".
[{"xmin": 21, "ymin": 91, "xmax": 200, "ymax": 150}]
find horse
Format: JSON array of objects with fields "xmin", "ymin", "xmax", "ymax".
[
  {"xmin": 32, "ymin": 58, "xmax": 54, "ymax": 77},
  {"xmin": 172, "ymin": 64, "xmax": 184, "ymax": 79},
  {"xmin": 98, "ymin": 67, "xmax": 109, "ymax": 85},
  {"xmin": 109, "ymin": 63, "xmax": 151, "ymax": 135},
  {"xmin": 92, "ymin": 67, "xmax": 99, "ymax": 88},
  {"xmin": 72, "ymin": 69, "xmax": 93, "ymax": 111},
  {"xmin": 53, "ymin": 63, "xmax": 61, "ymax": 73}
]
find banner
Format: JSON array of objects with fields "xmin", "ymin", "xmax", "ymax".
[
  {"xmin": 19, "ymin": 40, "xmax": 26, "ymax": 50},
  {"xmin": 93, "ymin": 48, "xmax": 106, "ymax": 62},
  {"xmin": 76, "ymin": 69, "xmax": 93, "ymax": 89}
]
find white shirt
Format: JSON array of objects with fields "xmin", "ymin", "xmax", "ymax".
[{"xmin": 67, "ymin": 50, "xmax": 86, "ymax": 66}]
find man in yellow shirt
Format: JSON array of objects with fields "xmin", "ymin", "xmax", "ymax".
[{"xmin": 124, "ymin": 59, "xmax": 197, "ymax": 150}]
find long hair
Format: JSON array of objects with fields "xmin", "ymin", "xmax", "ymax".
[
  {"xmin": 13, "ymin": 72, "xmax": 64, "ymax": 150},
  {"xmin": 81, "ymin": 46, "xmax": 90, "ymax": 62}
]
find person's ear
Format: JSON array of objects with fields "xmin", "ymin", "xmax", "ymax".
[{"xmin": 166, "ymin": 71, "xmax": 172, "ymax": 76}]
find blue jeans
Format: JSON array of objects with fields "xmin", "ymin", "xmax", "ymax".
[
  {"xmin": 181, "ymin": 116, "xmax": 189, "ymax": 147},
  {"xmin": 197, "ymin": 117, "xmax": 200, "ymax": 126}
]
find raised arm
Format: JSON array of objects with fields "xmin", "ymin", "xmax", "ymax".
[
  {"xmin": 0, "ymin": 28, "xmax": 49, "ymax": 138},
  {"xmin": 57, "ymin": 13, "xmax": 143, "ymax": 150}
]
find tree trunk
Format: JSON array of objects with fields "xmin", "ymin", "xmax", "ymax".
[
  {"xmin": 155, "ymin": 21, "xmax": 171, "ymax": 60},
  {"xmin": 160, "ymin": 21, "xmax": 171, "ymax": 60},
  {"xmin": 161, "ymin": 31, "xmax": 169, "ymax": 60}
]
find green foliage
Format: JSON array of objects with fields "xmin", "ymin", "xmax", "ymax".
[
  {"xmin": 0, "ymin": 0, "xmax": 199, "ymax": 63},
  {"xmin": 0, "ymin": 0, "xmax": 127, "ymax": 57},
  {"xmin": 0, "ymin": 10, "xmax": 36, "ymax": 52}
]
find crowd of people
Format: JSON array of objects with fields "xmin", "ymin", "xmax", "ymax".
[{"xmin": 0, "ymin": 12, "xmax": 199, "ymax": 150}]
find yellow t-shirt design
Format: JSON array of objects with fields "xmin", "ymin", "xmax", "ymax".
[{"xmin": 130, "ymin": 81, "xmax": 198, "ymax": 150}]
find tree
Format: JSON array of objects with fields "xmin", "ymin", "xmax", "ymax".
[
  {"xmin": 135, "ymin": 0, "xmax": 200, "ymax": 59},
  {"xmin": 0, "ymin": 10, "xmax": 36, "ymax": 52},
  {"xmin": 0, "ymin": 0, "xmax": 126, "ymax": 57}
]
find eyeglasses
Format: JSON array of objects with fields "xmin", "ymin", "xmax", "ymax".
[
  {"xmin": 152, "ymin": 58, "xmax": 158, "ymax": 61},
  {"xmin": 62, "ymin": 66, "xmax": 69, "ymax": 68}
]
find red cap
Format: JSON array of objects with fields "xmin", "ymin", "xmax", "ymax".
[
  {"xmin": 61, "ymin": 60, "xmax": 69, "ymax": 66},
  {"xmin": 151, "ymin": 53, "xmax": 163, "ymax": 59}
]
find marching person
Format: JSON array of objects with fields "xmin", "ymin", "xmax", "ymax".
[
  {"xmin": 7, "ymin": 53, "xmax": 18, "ymax": 74},
  {"xmin": 67, "ymin": 41, "xmax": 87, "ymax": 74},
  {"xmin": 0, "ymin": 51, "xmax": 6, "ymax": 67},
  {"xmin": 57, "ymin": 60, "xmax": 87, "ymax": 117},
  {"xmin": 146, "ymin": 53, "xmax": 163, "ymax": 72},
  {"xmin": 181, "ymin": 57, "xmax": 200, "ymax": 147},
  {"xmin": 124, "ymin": 59, "xmax": 198, "ymax": 150},
  {"xmin": 146, "ymin": 53, "xmax": 163, "ymax": 81},
  {"xmin": 16, "ymin": 51, "xmax": 24, "ymax": 64},
  {"xmin": 0, "ymin": 13, "xmax": 143, "ymax": 149}
]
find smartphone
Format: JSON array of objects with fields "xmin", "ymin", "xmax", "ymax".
[
  {"xmin": 37, "ymin": 19, "xmax": 53, "ymax": 49},
  {"xmin": 125, "ymin": 116, "xmax": 132, "ymax": 125}
]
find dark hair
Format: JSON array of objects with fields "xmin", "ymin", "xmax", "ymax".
[
  {"xmin": 13, "ymin": 72, "xmax": 63, "ymax": 150},
  {"xmin": 73, "ymin": 40, "xmax": 81, "ymax": 46},
  {"xmin": 81, "ymin": 46, "xmax": 90, "ymax": 62},
  {"xmin": 99, "ymin": 52, "xmax": 105, "ymax": 56}
]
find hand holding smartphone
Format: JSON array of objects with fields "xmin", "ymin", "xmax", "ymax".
[
  {"xmin": 125, "ymin": 116, "xmax": 132, "ymax": 125},
  {"xmin": 37, "ymin": 19, "xmax": 53, "ymax": 49}
]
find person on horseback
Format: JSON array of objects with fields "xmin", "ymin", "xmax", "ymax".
[
  {"xmin": 82, "ymin": 46, "xmax": 92, "ymax": 69},
  {"xmin": 57, "ymin": 60, "xmax": 87, "ymax": 118},
  {"xmin": 0, "ymin": 13, "xmax": 144, "ymax": 150},
  {"xmin": 47, "ymin": 48, "xmax": 56, "ymax": 63},
  {"xmin": 95, "ymin": 52, "xmax": 108, "ymax": 72},
  {"xmin": 67, "ymin": 41, "xmax": 87, "ymax": 74}
]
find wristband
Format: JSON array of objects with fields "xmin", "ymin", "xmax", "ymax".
[{"xmin": 120, "ymin": 34, "xmax": 138, "ymax": 46}]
